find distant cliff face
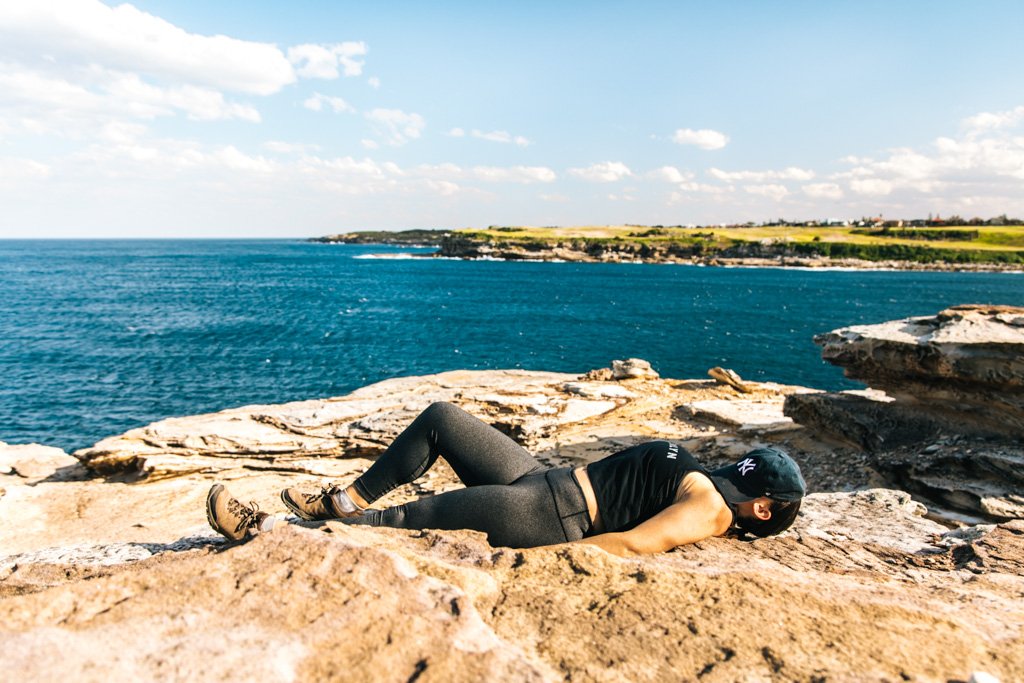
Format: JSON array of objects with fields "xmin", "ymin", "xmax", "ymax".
[
  {"xmin": 439, "ymin": 233, "xmax": 711, "ymax": 262},
  {"xmin": 437, "ymin": 233, "xmax": 1024, "ymax": 269},
  {"xmin": 311, "ymin": 226, "xmax": 1024, "ymax": 268},
  {"xmin": 313, "ymin": 229, "xmax": 450, "ymax": 245}
]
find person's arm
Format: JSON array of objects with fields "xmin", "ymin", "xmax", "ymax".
[{"xmin": 574, "ymin": 489, "xmax": 731, "ymax": 557}]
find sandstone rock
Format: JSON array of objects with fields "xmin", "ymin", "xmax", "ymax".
[
  {"xmin": 811, "ymin": 304, "xmax": 1024, "ymax": 437},
  {"xmin": 74, "ymin": 370, "xmax": 588, "ymax": 478},
  {"xmin": 2, "ymin": 489, "xmax": 1022, "ymax": 682},
  {"xmin": 873, "ymin": 444, "xmax": 1024, "ymax": 522},
  {"xmin": 969, "ymin": 672, "xmax": 1002, "ymax": 683},
  {"xmin": 611, "ymin": 358, "xmax": 659, "ymax": 380},
  {"xmin": 784, "ymin": 390, "xmax": 981, "ymax": 450},
  {"xmin": 73, "ymin": 367, "xmax": 800, "ymax": 481},
  {"xmin": 682, "ymin": 398, "xmax": 801, "ymax": 433},
  {"xmin": 785, "ymin": 306, "xmax": 1024, "ymax": 523},
  {"xmin": 5, "ymin": 361, "xmax": 1024, "ymax": 681},
  {"xmin": 0, "ymin": 442, "xmax": 82, "ymax": 481},
  {"xmin": 793, "ymin": 489, "xmax": 944, "ymax": 554},
  {"xmin": 580, "ymin": 367, "xmax": 614, "ymax": 381},
  {"xmin": 560, "ymin": 381, "xmax": 635, "ymax": 399},
  {"xmin": 0, "ymin": 369, "xmax": 815, "ymax": 562},
  {"xmin": 707, "ymin": 366, "xmax": 754, "ymax": 393}
]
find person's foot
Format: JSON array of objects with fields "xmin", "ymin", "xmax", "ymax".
[
  {"xmin": 206, "ymin": 484, "xmax": 276, "ymax": 541},
  {"xmin": 280, "ymin": 484, "xmax": 362, "ymax": 521}
]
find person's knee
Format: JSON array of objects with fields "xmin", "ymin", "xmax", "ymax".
[{"xmin": 422, "ymin": 401, "xmax": 460, "ymax": 422}]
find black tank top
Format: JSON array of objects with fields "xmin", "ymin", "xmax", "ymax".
[{"xmin": 585, "ymin": 441, "xmax": 708, "ymax": 532}]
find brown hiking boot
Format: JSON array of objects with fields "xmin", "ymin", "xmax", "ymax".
[
  {"xmin": 280, "ymin": 484, "xmax": 361, "ymax": 521},
  {"xmin": 206, "ymin": 484, "xmax": 276, "ymax": 541}
]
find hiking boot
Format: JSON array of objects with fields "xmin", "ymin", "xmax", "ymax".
[
  {"xmin": 206, "ymin": 484, "xmax": 276, "ymax": 541},
  {"xmin": 280, "ymin": 484, "xmax": 361, "ymax": 521}
]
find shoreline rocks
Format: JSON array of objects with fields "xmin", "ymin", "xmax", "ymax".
[
  {"xmin": 785, "ymin": 305, "xmax": 1024, "ymax": 523},
  {"xmin": 4, "ymin": 315, "xmax": 1024, "ymax": 681}
]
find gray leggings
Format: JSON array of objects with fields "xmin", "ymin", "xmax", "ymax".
[{"xmin": 343, "ymin": 402, "xmax": 591, "ymax": 548}]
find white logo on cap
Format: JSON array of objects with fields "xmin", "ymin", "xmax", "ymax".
[{"xmin": 737, "ymin": 457, "xmax": 756, "ymax": 476}]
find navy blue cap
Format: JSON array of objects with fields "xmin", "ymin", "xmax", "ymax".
[{"xmin": 710, "ymin": 447, "xmax": 806, "ymax": 505}]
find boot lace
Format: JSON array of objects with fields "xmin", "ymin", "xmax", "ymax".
[
  {"xmin": 226, "ymin": 498, "xmax": 263, "ymax": 535},
  {"xmin": 303, "ymin": 485, "xmax": 339, "ymax": 505}
]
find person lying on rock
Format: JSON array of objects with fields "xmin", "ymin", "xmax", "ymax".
[{"xmin": 206, "ymin": 401, "xmax": 805, "ymax": 555}]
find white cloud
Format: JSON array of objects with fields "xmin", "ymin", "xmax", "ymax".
[
  {"xmin": 470, "ymin": 129, "xmax": 530, "ymax": 147},
  {"xmin": 0, "ymin": 65, "xmax": 260, "ymax": 136},
  {"xmin": 849, "ymin": 178, "xmax": 894, "ymax": 196},
  {"xmin": 0, "ymin": 156, "xmax": 51, "ymax": 180},
  {"xmin": 263, "ymin": 140, "xmax": 321, "ymax": 154},
  {"xmin": 424, "ymin": 179, "xmax": 461, "ymax": 196},
  {"xmin": 0, "ymin": 66, "xmax": 104, "ymax": 115},
  {"xmin": 68, "ymin": 134, "xmax": 278, "ymax": 177},
  {"xmin": 407, "ymin": 162, "xmax": 554, "ymax": 185},
  {"xmin": 471, "ymin": 166, "xmax": 556, "ymax": 183},
  {"xmin": 709, "ymin": 167, "xmax": 815, "ymax": 182},
  {"xmin": 963, "ymin": 105, "xmax": 1024, "ymax": 131},
  {"xmin": 671, "ymin": 128, "xmax": 729, "ymax": 150},
  {"xmin": 303, "ymin": 92, "xmax": 355, "ymax": 114},
  {"xmin": 413, "ymin": 162, "xmax": 461, "ymax": 178},
  {"xmin": 648, "ymin": 166, "xmax": 694, "ymax": 183},
  {"xmin": 675, "ymin": 181, "xmax": 733, "ymax": 194},
  {"xmin": 365, "ymin": 108, "xmax": 425, "ymax": 146},
  {"xmin": 828, "ymin": 106, "xmax": 1024, "ymax": 211},
  {"xmin": 744, "ymin": 184, "xmax": 790, "ymax": 201},
  {"xmin": 212, "ymin": 145, "xmax": 275, "ymax": 173},
  {"xmin": 0, "ymin": 1, "xmax": 296, "ymax": 95},
  {"xmin": 99, "ymin": 121, "xmax": 147, "ymax": 144},
  {"xmin": 676, "ymin": 182, "xmax": 731, "ymax": 194},
  {"xmin": 568, "ymin": 161, "xmax": 632, "ymax": 182},
  {"xmin": 367, "ymin": 76, "xmax": 381, "ymax": 89},
  {"xmin": 303, "ymin": 155, "xmax": 388, "ymax": 177},
  {"xmin": 287, "ymin": 42, "xmax": 368, "ymax": 80},
  {"xmin": 802, "ymin": 183, "xmax": 844, "ymax": 199},
  {"xmin": 446, "ymin": 127, "xmax": 530, "ymax": 146},
  {"xmin": 667, "ymin": 184, "xmax": 734, "ymax": 204},
  {"xmin": 360, "ymin": 139, "xmax": 379, "ymax": 149},
  {"xmin": 102, "ymin": 71, "xmax": 261, "ymax": 121}
]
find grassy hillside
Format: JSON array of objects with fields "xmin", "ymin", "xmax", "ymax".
[{"xmin": 453, "ymin": 225, "xmax": 1024, "ymax": 264}]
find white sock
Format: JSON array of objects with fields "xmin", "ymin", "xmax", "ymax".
[{"xmin": 330, "ymin": 488, "xmax": 364, "ymax": 516}]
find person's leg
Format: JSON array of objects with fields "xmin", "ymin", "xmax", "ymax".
[
  {"xmin": 351, "ymin": 401, "xmax": 543, "ymax": 504},
  {"xmin": 342, "ymin": 470, "xmax": 569, "ymax": 548},
  {"xmin": 281, "ymin": 401, "xmax": 543, "ymax": 521}
]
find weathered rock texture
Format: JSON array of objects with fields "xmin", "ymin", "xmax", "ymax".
[
  {"xmin": 3, "ymin": 358, "xmax": 1023, "ymax": 682},
  {"xmin": 786, "ymin": 305, "xmax": 1024, "ymax": 523},
  {"xmin": 3, "ymin": 491, "xmax": 1022, "ymax": 683},
  {"xmin": 804, "ymin": 304, "xmax": 1024, "ymax": 439}
]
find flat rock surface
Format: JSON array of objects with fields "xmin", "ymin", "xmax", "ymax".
[
  {"xmin": 816, "ymin": 303, "xmax": 1024, "ymax": 382},
  {"xmin": 3, "ymin": 365, "xmax": 1023, "ymax": 682},
  {"xmin": 2, "ymin": 495, "xmax": 1021, "ymax": 683}
]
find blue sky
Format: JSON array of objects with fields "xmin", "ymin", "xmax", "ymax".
[{"xmin": 2, "ymin": 0, "xmax": 1023, "ymax": 237}]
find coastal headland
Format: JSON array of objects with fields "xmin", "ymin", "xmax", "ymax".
[
  {"xmin": 314, "ymin": 223, "xmax": 1024, "ymax": 270},
  {"xmin": 2, "ymin": 306, "xmax": 1023, "ymax": 681}
]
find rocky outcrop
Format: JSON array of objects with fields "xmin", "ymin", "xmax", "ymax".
[
  {"xmin": 811, "ymin": 304, "xmax": 1024, "ymax": 436},
  {"xmin": 4, "ymin": 354, "xmax": 1024, "ymax": 681},
  {"xmin": 785, "ymin": 305, "xmax": 1024, "ymax": 522},
  {"xmin": 2, "ymin": 488, "xmax": 1021, "ymax": 682},
  {"xmin": 72, "ymin": 367, "xmax": 811, "ymax": 482},
  {"xmin": 0, "ymin": 442, "xmax": 82, "ymax": 480}
]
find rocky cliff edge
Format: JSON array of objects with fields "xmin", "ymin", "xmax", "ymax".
[{"xmin": 2, "ymin": 319, "xmax": 1023, "ymax": 682}]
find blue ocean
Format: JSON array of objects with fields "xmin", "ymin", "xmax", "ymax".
[{"xmin": 1, "ymin": 239, "xmax": 1020, "ymax": 452}]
